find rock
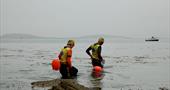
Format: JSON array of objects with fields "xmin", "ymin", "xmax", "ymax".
[{"xmin": 31, "ymin": 79, "xmax": 89, "ymax": 90}]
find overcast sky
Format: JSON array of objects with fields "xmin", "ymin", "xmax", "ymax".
[{"xmin": 0, "ymin": 0, "xmax": 169, "ymax": 38}]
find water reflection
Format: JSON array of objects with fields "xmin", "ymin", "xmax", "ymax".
[{"xmin": 89, "ymin": 69, "xmax": 105, "ymax": 90}]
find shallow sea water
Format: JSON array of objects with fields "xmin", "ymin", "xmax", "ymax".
[{"xmin": 0, "ymin": 40, "xmax": 170, "ymax": 90}]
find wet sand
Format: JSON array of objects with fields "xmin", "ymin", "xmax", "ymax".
[{"xmin": 31, "ymin": 79, "xmax": 101, "ymax": 90}]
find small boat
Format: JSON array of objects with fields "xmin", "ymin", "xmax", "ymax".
[{"xmin": 145, "ymin": 36, "xmax": 159, "ymax": 41}]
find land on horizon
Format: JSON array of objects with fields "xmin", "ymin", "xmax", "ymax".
[{"xmin": 0, "ymin": 33, "xmax": 167, "ymax": 39}]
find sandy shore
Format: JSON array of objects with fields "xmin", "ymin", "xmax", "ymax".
[{"xmin": 31, "ymin": 79, "xmax": 101, "ymax": 90}]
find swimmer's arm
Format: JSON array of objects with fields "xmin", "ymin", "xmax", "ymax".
[
  {"xmin": 86, "ymin": 46, "xmax": 93, "ymax": 58},
  {"xmin": 98, "ymin": 46, "xmax": 103, "ymax": 61}
]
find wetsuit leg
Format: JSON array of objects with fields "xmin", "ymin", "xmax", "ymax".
[
  {"xmin": 70, "ymin": 66, "xmax": 78, "ymax": 76},
  {"xmin": 92, "ymin": 59, "xmax": 103, "ymax": 68},
  {"xmin": 59, "ymin": 63, "xmax": 68, "ymax": 79}
]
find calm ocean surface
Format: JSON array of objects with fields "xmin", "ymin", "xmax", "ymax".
[{"xmin": 0, "ymin": 38, "xmax": 170, "ymax": 90}]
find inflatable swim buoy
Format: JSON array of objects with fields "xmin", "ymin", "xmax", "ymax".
[
  {"xmin": 93, "ymin": 66, "xmax": 103, "ymax": 72},
  {"xmin": 51, "ymin": 59, "xmax": 60, "ymax": 71}
]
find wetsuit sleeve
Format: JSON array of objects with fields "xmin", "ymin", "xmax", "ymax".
[
  {"xmin": 67, "ymin": 49, "xmax": 72, "ymax": 68},
  {"xmin": 58, "ymin": 49, "xmax": 63, "ymax": 59},
  {"xmin": 86, "ymin": 45, "xmax": 92, "ymax": 58},
  {"xmin": 58, "ymin": 52, "xmax": 61, "ymax": 59},
  {"xmin": 98, "ymin": 46, "xmax": 103, "ymax": 61}
]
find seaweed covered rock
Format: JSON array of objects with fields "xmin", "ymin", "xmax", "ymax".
[{"xmin": 31, "ymin": 79, "xmax": 90, "ymax": 90}]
